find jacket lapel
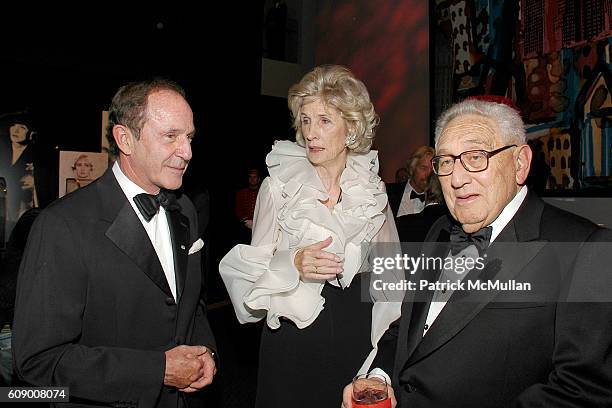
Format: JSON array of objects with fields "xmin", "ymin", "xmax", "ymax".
[
  {"xmin": 98, "ymin": 169, "xmax": 173, "ymax": 298},
  {"xmin": 394, "ymin": 228, "xmax": 450, "ymax": 376},
  {"xmin": 405, "ymin": 191, "xmax": 547, "ymax": 365},
  {"xmin": 166, "ymin": 209, "xmax": 190, "ymax": 303},
  {"xmin": 407, "ymin": 234, "xmax": 448, "ymax": 356}
]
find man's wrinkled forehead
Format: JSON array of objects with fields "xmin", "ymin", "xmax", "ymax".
[{"xmin": 438, "ymin": 114, "xmax": 499, "ymax": 152}]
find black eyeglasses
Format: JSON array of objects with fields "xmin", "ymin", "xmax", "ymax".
[{"xmin": 431, "ymin": 145, "xmax": 517, "ymax": 176}]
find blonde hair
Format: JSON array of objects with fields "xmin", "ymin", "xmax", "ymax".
[{"xmin": 288, "ymin": 65, "xmax": 379, "ymax": 153}]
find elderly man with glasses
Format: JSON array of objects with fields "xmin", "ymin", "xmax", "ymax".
[{"xmin": 343, "ymin": 97, "xmax": 612, "ymax": 408}]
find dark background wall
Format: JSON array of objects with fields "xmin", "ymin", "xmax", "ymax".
[
  {"xmin": 0, "ymin": 2, "xmax": 433, "ymax": 276},
  {"xmin": 0, "ymin": 6, "xmax": 276, "ymax": 188},
  {"xmin": 0, "ymin": 5, "xmax": 294, "ymax": 276},
  {"xmin": 314, "ymin": 1, "xmax": 431, "ymax": 181}
]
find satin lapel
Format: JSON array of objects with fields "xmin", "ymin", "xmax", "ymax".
[
  {"xmin": 99, "ymin": 170, "xmax": 173, "ymax": 298},
  {"xmin": 392, "ymin": 301, "xmax": 414, "ymax": 383},
  {"xmin": 392, "ymin": 241, "xmax": 423, "ymax": 381},
  {"xmin": 398, "ymin": 228, "xmax": 450, "ymax": 371},
  {"xmin": 407, "ymin": 196, "xmax": 547, "ymax": 365},
  {"xmin": 166, "ymin": 209, "xmax": 190, "ymax": 303}
]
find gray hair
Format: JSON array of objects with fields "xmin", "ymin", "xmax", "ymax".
[
  {"xmin": 288, "ymin": 65, "xmax": 379, "ymax": 153},
  {"xmin": 434, "ymin": 99, "xmax": 526, "ymax": 149}
]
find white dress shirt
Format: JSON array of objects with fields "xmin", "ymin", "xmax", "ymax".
[
  {"xmin": 112, "ymin": 162, "xmax": 177, "ymax": 300},
  {"xmin": 371, "ymin": 187, "xmax": 528, "ymax": 384},
  {"xmin": 396, "ymin": 181, "xmax": 426, "ymax": 217},
  {"xmin": 423, "ymin": 186, "xmax": 528, "ymax": 335}
]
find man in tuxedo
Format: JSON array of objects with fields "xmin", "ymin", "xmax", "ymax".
[
  {"xmin": 13, "ymin": 79, "xmax": 217, "ymax": 407},
  {"xmin": 386, "ymin": 146, "xmax": 434, "ymax": 218},
  {"xmin": 344, "ymin": 98, "xmax": 612, "ymax": 407}
]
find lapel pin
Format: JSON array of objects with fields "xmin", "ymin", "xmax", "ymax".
[{"xmin": 181, "ymin": 245, "xmax": 186, "ymax": 250}]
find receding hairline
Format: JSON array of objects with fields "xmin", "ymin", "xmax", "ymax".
[
  {"xmin": 437, "ymin": 113, "xmax": 501, "ymax": 150},
  {"xmin": 144, "ymin": 88, "xmax": 191, "ymax": 111},
  {"xmin": 141, "ymin": 89, "xmax": 195, "ymax": 132},
  {"xmin": 435, "ymin": 99, "xmax": 526, "ymax": 150}
]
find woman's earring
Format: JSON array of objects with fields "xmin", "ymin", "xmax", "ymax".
[{"xmin": 345, "ymin": 132, "xmax": 357, "ymax": 147}]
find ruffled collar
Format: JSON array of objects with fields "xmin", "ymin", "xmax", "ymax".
[
  {"xmin": 266, "ymin": 140, "xmax": 384, "ymax": 208},
  {"xmin": 266, "ymin": 141, "xmax": 387, "ymax": 281}
]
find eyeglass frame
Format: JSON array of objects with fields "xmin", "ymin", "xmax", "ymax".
[{"xmin": 431, "ymin": 144, "xmax": 517, "ymax": 176}]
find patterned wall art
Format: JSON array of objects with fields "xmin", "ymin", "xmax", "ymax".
[{"xmin": 434, "ymin": 0, "xmax": 612, "ymax": 192}]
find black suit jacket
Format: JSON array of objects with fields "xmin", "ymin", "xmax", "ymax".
[
  {"xmin": 394, "ymin": 203, "xmax": 449, "ymax": 243},
  {"xmin": 13, "ymin": 169, "xmax": 216, "ymax": 408},
  {"xmin": 374, "ymin": 191, "xmax": 612, "ymax": 407},
  {"xmin": 386, "ymin": 181, "xmax": 407, "ymax": 217}
]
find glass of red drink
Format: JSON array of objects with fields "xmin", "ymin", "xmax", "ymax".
[{"xmin": 351, "ymin": 373, "xmax": 391, "ymax": 408}]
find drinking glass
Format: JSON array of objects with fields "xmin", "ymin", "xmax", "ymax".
[{"xmin": 352, "ymin": 373, "xmax": 391, "ymax": 408}]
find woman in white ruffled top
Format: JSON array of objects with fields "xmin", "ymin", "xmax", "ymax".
[{"xmin": 219, "ymin": 65, "xmax": 403, "ymax": 407}]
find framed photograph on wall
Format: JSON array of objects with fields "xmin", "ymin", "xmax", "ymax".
[
  {"xmin": 0, "ymin": 111, "xmax": 37, "ymax": 245},
  {"xmin": 58, "ymin": 151, "xmax": 108, "ymax": 198}
]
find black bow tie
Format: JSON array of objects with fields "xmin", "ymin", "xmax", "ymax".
[
  {"xmin": 133, "ymin": 191, "xmax": 180, "ymax": 222},
  {"xmin": 449, "ymin": 224, "xmax": 492, "ymax": 256},
  {"xmin": 410, "ymin": 190, "xmax": 426, "ymax": 202}
]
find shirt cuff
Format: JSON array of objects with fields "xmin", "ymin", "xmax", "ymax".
[{"xmin": 368, "ymin": 367, "xmax": 391, "ymax": 385}]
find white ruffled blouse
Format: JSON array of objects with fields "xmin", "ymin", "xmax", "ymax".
[{"xmin": 219, "ymin": 140, "xmax": 403, "ymax": 373}]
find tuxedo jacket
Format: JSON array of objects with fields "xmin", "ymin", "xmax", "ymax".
[
  {"xmin": 394, "ymin": 203, "xmax": 449, "ymax": 243},
  {"xmin": 13, "ymin": 169, "xmax": 216, "ymax": 408},
  {"xmin": 386, "ymin": 181, "xmax": 408, "ymax": 217},
  {"xmin": 374, "ymin": 191, "xmax": 612, "ymax": 407}
]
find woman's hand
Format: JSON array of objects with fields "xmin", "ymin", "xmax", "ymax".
[{"xmin": 294, "ymin": 236, "xmax": 343, "ymax": 281}]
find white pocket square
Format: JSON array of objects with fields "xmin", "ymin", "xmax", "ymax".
[{"xmin": 188, "ymin": 238, "xmax": 204, "ymax": 255}]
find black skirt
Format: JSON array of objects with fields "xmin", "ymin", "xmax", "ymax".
[{"xmin": 255, "ymin": 273, "xmax": 373, "ymax": 407}]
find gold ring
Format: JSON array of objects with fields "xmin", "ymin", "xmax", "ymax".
[{"xmin": 314, "ymin": 266, "xmax": 318, "ymax": 274}]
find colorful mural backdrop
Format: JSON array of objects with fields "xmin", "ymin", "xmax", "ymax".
[{"xmin": 434, "ymin": 0, "xmax": 612, "ymax": 191}]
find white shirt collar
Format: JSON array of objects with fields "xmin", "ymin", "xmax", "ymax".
[
  {"xmin": 112, "ymin": 162, "xmax": 160, "ymax": 224},
  {"xmin": 396, "ymin": 179, "xmax": 426, "ymax": 217},
  {"xmin": 112, "ymin": 161, "xmax": 149, "ymax": 199},
  {"xmin": 404, "ymin": 180, "xmax": 425, "ymax": 196},
  {"xmin": 111, "ymin": 163, "xmax": 176, "ymax": 299},
  {"xmin": 489, "ymin": 185, "xmax": 528, "ymax": 243}
]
